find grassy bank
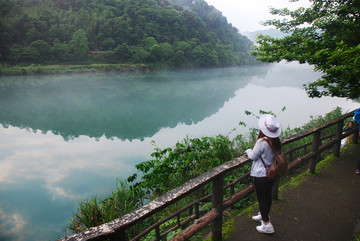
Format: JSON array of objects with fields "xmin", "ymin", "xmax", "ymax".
[{"xmin": 0, "ymin": 63, "xmax": 157, "ymax": 76}]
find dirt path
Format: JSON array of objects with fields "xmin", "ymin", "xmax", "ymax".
[{"xmin": 226, "ymin": 144, "xmax": 360, "ymax": 241}]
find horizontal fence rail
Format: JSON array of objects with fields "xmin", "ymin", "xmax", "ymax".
[{"xmin": 59, "ymin": 109, "xmax": 358, "ymax": 241}]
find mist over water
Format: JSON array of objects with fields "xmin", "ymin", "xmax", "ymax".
[{"xmin": 0, "ymin": 62, "xmax": 358, "ymax": 241}]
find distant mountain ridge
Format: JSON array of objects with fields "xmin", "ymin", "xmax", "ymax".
[
  {"xmin": 242, "ymin": 29, "xmax": 288, "ymax": 43},
  {"xmin": 0, "ymin": 0, "xmax": 256, "ymax": 68}
]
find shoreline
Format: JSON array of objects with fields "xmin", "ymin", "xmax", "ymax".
[
  {"xmin": 0, "ymin": 63, "xmax": 159, "ymax": 76},
  {"xmin": 0, "ymin": 62, "xmax": 267, "ymax": 76}
]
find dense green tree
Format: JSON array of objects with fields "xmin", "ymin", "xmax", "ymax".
[
  {"xmin": 22, "ymin": 46, "xmax": 40, "ymax": 62},
  {"xmin": 53, "ymin": 39, "xmax": 70, "ymax": 61},
  {"xmin": 191, "ymin": 45, "xmax": 208, "ymax": 67},
  {"xmin": 173, "ymin": 50, "xmax": 189, "ymax": 67},
  {"xmin": 148, "ymin": 42, "xmax": 174, "ymax": 63},
  {"xmin": 69, "ymin": 29, "xmax": 89, "ymax": 60},
  {"xmin": 143, "ymin": 37, "xmax": 158, "ymax": 51},
  {"xmin": 114, "ymin": 43, "xmax": 132, "ymax": 62},
  {"xmin": 175, "ymin": 41, "xmax": 191, "ymax": 53},
  {"xmin": 131, "ymin": 46, "xmax": 150, "ymax": 63},
  {"xmin": 158, "ymin": 42, "xmax": 174, "ymax": 61},
  {"xmin": 26, "ymin": 28, "xmax": 44, "ymax": 45},
  {"xmin": 49, "ymin": 24, "xmax": 69, "ymax": 42},
  {"xmin": 100, "ymin": 38, "xmax": 116, "ymax": 51},
  {"xmin": 39, "ymin": 8, "xmax": 55, "ymax": 28},
  {"xmin": 252, "ymin": 0, "xmax": 360, "ymax": 99},
  {"xmin": 8, "ymin": 44, "xmax": 22, "ymax": 63},
  {"xmin": 148, "ymin": 44, "xmax": 161, "ymax": 62},
  {"xmin": 30, "ymin": 40, "xmax": 52, "ymax": 58},
  {"xmin": 0, "ymin": 24, "xmax": 11, "ymax": 61},
  {"xmin": 0, "ymin": 0, "xmax": 256, "ymax": 68},
  {"xmin": 215, "ymin": 44, "xmax": 232, "ymax": 67}
]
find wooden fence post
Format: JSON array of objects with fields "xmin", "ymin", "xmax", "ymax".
[
  {"xmin": 110, "ymin": 229, "xmax": 127, "ymax": 241},
  {"xmin": 308, "ymin": 130, "xmax": 321, "ymax": 173},
  {"xmin": 230, "ymin": 185, "xmax": 235, "ymax": 209},
  {"xmin": 333, "ymin": 120, "xmax": 343, "ymax": 157},
  {"xmin": 212, "ymin": 174, "xmax": 224, "ymax": 241},
  {"xmin": 353, "ymin": 121, "xmax": 359, "ymax": 144}
]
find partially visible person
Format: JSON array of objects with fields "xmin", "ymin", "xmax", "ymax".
[
  {"xmin": 343, "ymin": 121, "xmax": 354, "ymax": 144},
  {"xmin": 245, "ymin": 114, "xmax": 282, "ymax": 234},
  {"xmin": 354, "ymin": 108, "xmax": 360, "ymax": 175},
  {"xmin": 343, "ymin": 121, "xmax": 354, "ymax": 132}
]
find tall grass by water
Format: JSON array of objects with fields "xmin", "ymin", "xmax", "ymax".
[
  {"xmin": 0, "ymin": 63, "xmax": 155, "ymax": 75},
  {"xmin": 66, "ymin": 107, "xmax": 347, "ymax": 239}
]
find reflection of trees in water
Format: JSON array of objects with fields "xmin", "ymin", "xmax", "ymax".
[{"xmin": 0, "ymin": 66, "xmax": 270, "ymax": 140}]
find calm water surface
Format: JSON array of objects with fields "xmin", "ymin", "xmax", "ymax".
[{"xmin": 0, "ymin": 62, "xmax": 358, "ymax": 241}]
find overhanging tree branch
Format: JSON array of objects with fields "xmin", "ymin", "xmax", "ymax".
[{"xmin": 252, "ymin": 0, "xmax": 360, "ymax": 99}]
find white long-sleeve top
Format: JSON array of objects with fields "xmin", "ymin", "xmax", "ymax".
[{"xmin": 245, "ymin": 138, "xmax": 276, "ymax": 177}]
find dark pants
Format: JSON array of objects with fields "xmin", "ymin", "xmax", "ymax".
[{"xmin": 253, "ymin": 177, "xmax": 275, "ymax": 222}]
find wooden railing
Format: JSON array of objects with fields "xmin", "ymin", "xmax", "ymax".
[{"xmin": 59, "ymin": 109, "xmax": 359, "ymax": 241}]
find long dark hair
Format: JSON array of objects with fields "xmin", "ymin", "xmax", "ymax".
[{"xmin": 258, "ymin": 130, "xmax": 281, "ymax": 154}]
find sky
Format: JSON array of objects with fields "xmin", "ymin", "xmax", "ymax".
[{"xmin": 205, "ymin": 0, "xmax": 311, "ymax": 32}]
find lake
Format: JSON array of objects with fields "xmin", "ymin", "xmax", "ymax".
[{"xmin": 0, "ymin": 62, "xmax": 358, "ymax": 241}]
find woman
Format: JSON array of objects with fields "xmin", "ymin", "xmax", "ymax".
[{"xmin": 245, "ymin": 114, "xmax": 282, "ymax": 234}]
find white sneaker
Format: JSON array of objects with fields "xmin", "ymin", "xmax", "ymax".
[
  {"xmin": 252, "ymin": 212, "xmax": 270, "ymax": 222},
  {"xmin": 256, "ymin": 221, "xmax": 275, "ymax": 234},
  {"xmin": 252, "ymin": 212, "xmax": 262, "ymax": 222}
]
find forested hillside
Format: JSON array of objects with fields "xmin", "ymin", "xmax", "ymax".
[{"xmin": 0, "ymin": 0, "xmax": 255, "ymax": 68}]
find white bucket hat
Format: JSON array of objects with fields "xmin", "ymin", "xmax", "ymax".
[{"xmin": 258, "ymin": 114, "xmax": 282, "ymax": 138}]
